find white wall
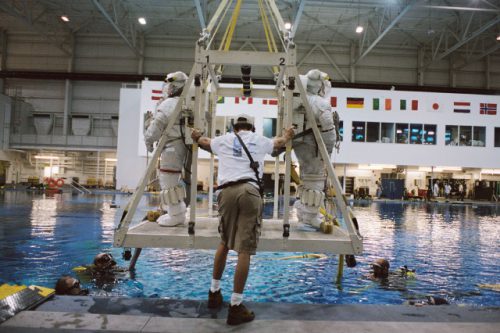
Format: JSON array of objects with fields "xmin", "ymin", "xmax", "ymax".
[
  {"xmin": 117, "ymin": 83, "xmax": 500, "ymax": 190},
  {"xmin": 331, "ymin": 88, "xmax": 500, "ymax": 168},
  {"xmin": 116, "ymin": 87, "xmax": 145, "ymax": 190}
]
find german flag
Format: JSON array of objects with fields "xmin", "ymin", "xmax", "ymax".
[{"xmin": 347, "ymin": 97, "xmax": 364, "ymax": 109}]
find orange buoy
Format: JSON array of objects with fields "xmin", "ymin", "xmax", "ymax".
[{"xmin": 56, "ymin": 178, "xmax": 65, "ymax": 187}]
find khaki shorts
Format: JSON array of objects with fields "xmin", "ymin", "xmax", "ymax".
[{"xmin": 217, "ymin": 182, "xmax": 262, "ymax": 255}]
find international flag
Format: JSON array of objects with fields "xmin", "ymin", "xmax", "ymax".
[
  {"xmin": 151, "ymin": 89, "xmax": 162, "ymax": 100},
  {"xmin": 235, "ymin": 97, "xmax": 253, "ymax": 104},
  {"xmin": 385, "ymin": 98, "xmax": 391, "ymax": 111},
  {"xmin": 411, "ymin": 100, "xmax": 418, "ymax": 111},
  {"xmin": 216, "ymin": 96, "xmax": 225, "ymax": 104},
  {"xmin": 480, "ymin": 103, "xmax": 497, "ymax": 115},
  {"xmin": 373, "ymin": 98, "xmax": 380, "ymax": 111},
  {"xmin": 330, "ymin": 97, "xmax": 337, "ymax": 107},
  {"xmin": 262, "ymin": 99, "xmax": 278, "ymax": 105},
  {"xmin": 430, "ymin": 102, "xmax": 440, "ymax": 111},
  {"xmin": 453, "ymin": 102, "xmax": 470, "ymax": 113},
  {"xmin": 347, "ymin": 97, "xmax": 364, "ymax": 108},
  {"xmin": 400, "ymin": 100, "xmax": 406, "ymax": 110}
]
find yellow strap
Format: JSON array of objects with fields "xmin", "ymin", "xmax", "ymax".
[
  {"xmin": 258, "ymin": 0, "xmax": 279, "ymax": 73},
  {"xmin": 222, "ymin": 0, "xmax": 243, "ymax": 51}
]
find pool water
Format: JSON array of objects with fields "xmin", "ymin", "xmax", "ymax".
[{"xmin": 0, "ymin": 191, "xmax": 499, "ymax": 306}]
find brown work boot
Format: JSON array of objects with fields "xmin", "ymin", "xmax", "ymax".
[
  {"xmin": 227, "ymin": 303, "xmax": 255, "ymax": 325},
  {"xmin": 207, "ymin": 289, "xmax": 223, "ymax": 309}
]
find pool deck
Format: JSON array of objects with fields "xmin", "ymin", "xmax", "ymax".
[{"xmin": 1, "ymin": 296, "xmax": 499, "ymax": 332}]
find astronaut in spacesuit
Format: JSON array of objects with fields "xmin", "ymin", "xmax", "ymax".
[
  {"xmin": 293, "ymin": 69, "xmax": 337, "ymax": 229},
  {"xmin": 144, "ymin": 71, "xmax": 189, "ymax": 227}
]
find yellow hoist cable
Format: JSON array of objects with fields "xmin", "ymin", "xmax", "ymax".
[
  {"xmin": 258, "ymin": 0, "xmax": 279, "ymax": 73},
  {"xmin": 209, "ymin": 0, "xmax": 234, "ymax": 49},
  {"xmin": 221, "ymin": 0, "xmax": 243, "ymax": 51}
]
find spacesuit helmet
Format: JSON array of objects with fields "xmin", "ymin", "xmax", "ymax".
[
  {"xmin": 163, "ymin": 71, "xmax": 188, "ymax": 97},
  {"xmin": 306, "ymin": 69, "xmax": 330, "ymax": 96}
]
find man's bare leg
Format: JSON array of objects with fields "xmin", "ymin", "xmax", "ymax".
[
  {"xmin": 234, "ymin": 252, "xmax": 250, "ymax": 293},
  {"xmin": 213, "ymin": 242, "xmax": 229, "ymax": 280}
]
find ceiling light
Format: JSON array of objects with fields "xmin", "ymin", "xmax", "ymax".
[
  {"xmin": 497, "ymin": 34, "xmax": 500, "ymax": 41},
  {"xmin": 138, "ymin": 17, "xmax": 147, "ymax": 25},
  {"xmin": 61, "ymin": 15, "xmax": 69, "ymax": 22},
  {"xmin": 356, "ymin": 25, "xmax": 364, "ymax": 34},
  {"xmin": 284, "ymin": 22, "xmax": 292, "ymax": 30},
  {"xmin": 105, "ymin": 158, "xmax": 117, "ymax": 162}
]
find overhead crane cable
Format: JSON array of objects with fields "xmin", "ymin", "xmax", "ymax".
[
  {"xmin": 262, "ymin": 0, "xmax": 285, "ymax": 50},
  {"xmin": 223, "ymin": 0, "xmax": 243, "ymax": 51},
  {"xmin": 216, "ymin": 0, "xmax": 235, "ymax": 51},
  {"xmin": 207, "ymin": 0, "xmax": 233, "ymax": 50},
  {"xmin": 258, "ymin": 0, "xmax": 279, "ymax": 73},
  {"xmin": 258, "ymin": 0, "xmax": 277, "ymax": 53}
]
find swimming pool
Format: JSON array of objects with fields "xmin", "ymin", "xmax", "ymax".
[{"xmin": 0, "ymin": 191, "xmax": 498, "ymax": 306}]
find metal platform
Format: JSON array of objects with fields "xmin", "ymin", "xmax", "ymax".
[{"xmin": 123, "ymin": 217, "xmax": 355, "ymax": 253}]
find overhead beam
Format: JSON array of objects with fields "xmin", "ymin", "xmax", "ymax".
[
  {"xmin": 435, "ymin": 15, "xmax": 500, "ymax": 61},
  {"xmin": 317, "ymin": 44, "xmax": 349, "ymax": 82},
  {"xmin": 193, "ymin": 0, "xmax": 206, "ymax": 30},
  {"xmin": 355, "ymin": 1, "xmax": 415, "ymax": 64},
  {"xmin": 91, "ymin": 0, "xmax": 141, "ymax": 57},
  {"xmin": 0, "ymin": 1, "xmax": 72, "ymax": 55},
  {"xmin": 455, "ymin": 43, "xmax": 500, "ymax": 69},
  {"xmin": 290, "ymin": 0, "xmax": 306, "ymax": 40}
]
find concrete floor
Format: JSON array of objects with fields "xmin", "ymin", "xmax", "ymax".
[{"xmin": 1, "ymin": 296, "xmax": 499, "ymax": 332}]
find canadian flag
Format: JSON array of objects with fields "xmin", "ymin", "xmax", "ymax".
[
  {"xmin": 151, "ymin": 89, "xmax": 162, "ymax": 101},
  {"xmin": 262, "ymin": 99, "xmax": 278, "ymax": 105},
  {"xmin": 235, "ymin": 97, "xmax": 253, "ymax": 104}
]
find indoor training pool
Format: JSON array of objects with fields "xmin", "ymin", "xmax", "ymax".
[{"xmin": 0, "ymin": 191, "xmax": 498, "ymax": 306}]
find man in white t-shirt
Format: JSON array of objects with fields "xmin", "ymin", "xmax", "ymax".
[{"xmin": 192, "ymin": 116, "xmax": 294, "ymax": 326}]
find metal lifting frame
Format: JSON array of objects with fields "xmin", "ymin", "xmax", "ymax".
[{"xmin": 114, "ymin": 0, "xmax": 362, "ymax": 257}]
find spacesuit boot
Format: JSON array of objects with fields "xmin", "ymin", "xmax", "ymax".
[
  {"xmin": 296, "ymin": 176, "xmax": 325, "ymax": 229},
  {"xmin": 157, "ymin": 172, "xmax": 187, "ymax": 227}
]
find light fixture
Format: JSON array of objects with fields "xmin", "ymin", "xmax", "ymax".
[
  {"xmin": 284, "ymin": 22, "xmax": 292, "ymax": 30},
  {"xmin": 105, "ymin": 158, "xmax": 117, "ymax": 162},
  {"xmin": 35, "ymin": 156, "xmax": 59, "ymax": 160},
  {"xmin": 437, "ymin": 166, "xmax": 462, "ymax": 171},
  {"xmin": 497, "ymin": 34, "xmax": 500, "ymax": 41},
  {"xmin": 61, "ymin": 15, "xmax": 69, "ymax": 22},
  {"xmin": 138, "ymin": 17, "xmax": 147, "ymax": 25},
  {"xmin": 356, "ymin": 25, "xmax": 364, "ymax": 34}
]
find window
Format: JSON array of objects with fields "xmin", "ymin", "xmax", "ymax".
[
  {"xmin": 445, "ymin": 125, "xmax": 459, "ymax": 146},
  {"xmin": 263, "ymin": 118, "xmax": 276, "ymax": 138},
  {"xmin": 409, "ymin": 123, "xmax": 423, "ymax": 144},
  {"xmin": 472, "ymin": 127, "xmax": 486, "ymax": 147},
  {"xmin": 395, "ymin": 123, "xmax": 409, "ymax": 144},
  {"xmin": 352, "ymin": 121, "xmax": 365, "ymax": 142},
  {"xmin": 366, "ymin": 122, "xmax": 380, "ymax": 142},
  {"xmin": 495, "ymin": 128, "xmax": 500, "ymax": 147},
  {"xmin": 459, "ymin": 126, "xmax": 472, "ymax": 146},
  {"xmin": 381, "ymin": 123, "xmax": 394, "ymax": 143},
  {"xmin": 423, "ymin": 124, "xmax": 437, "ymax": 145}
]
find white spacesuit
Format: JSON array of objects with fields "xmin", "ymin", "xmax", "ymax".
[
  {"xmin": 293, "ymin": 69, "xmax": 336, "ymax": 229},
  {"xmin": 144, "ymin": 71, "xmax": 189, "ymax": 227}
]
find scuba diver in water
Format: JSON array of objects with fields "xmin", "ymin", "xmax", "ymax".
[
  {"xmin": 55, "ymin": 276, "xmax": 89, "ymax": 296},
  {"xmin": 73, "ymin": 252, "xmax": 128, "ymax": 291},
  {"xmin": 367, "ymin": 258, "xmax": 450, "ymax": 305}
]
